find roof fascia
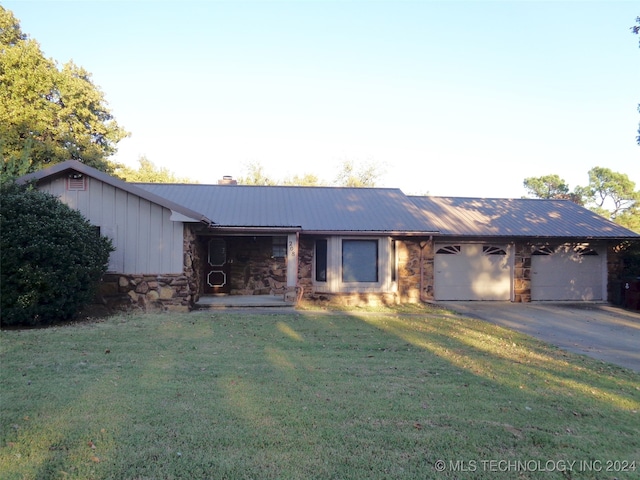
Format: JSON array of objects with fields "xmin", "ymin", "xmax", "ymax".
[
  {"xmin": 206, "ymin": 226, "xmax": 302, "ymax": 234},
  {"xmin": 302, "ymin": 230, "xmax": 440, "ymax": 237},
  {"xmin": 433, "ymin": 235, "xmax": 639, "ymax": 242}
]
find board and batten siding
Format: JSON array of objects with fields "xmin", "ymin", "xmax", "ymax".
[{"xmin": 38, "ymin": 176, "xmax": 184, "ymax": 274}]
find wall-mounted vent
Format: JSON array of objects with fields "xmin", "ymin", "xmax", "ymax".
[{"xmin": 66, "ymin": 173, "xmax": 87, "ymax": 191}]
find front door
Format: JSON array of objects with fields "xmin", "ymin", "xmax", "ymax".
[{"xmin": 204, "ymin": 238, "xmax": 231, "ymax": 294}]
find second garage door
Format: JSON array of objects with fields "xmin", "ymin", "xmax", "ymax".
[
  {"xmin": 531, "ymin": 244, "xmax": 604, "ymax": 301},
  {"xmin": 435, "ymin": 244, "xmax": 512, "ymax": 300}
]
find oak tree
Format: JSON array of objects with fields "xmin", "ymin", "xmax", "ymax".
[{"xmin": 0, "ymin": 7, "xmax": 128, "ymax": 180}]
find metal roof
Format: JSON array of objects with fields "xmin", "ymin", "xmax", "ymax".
[
  {"xmin": 409, "ymin": 196, "xmax": 639, "ymax": 239},
  {"xmin": 136, "ymin": 183, "xmax": 436, "ymax": 233},
  {"xmin": 17, "ymin": 162, "xmax": 639, "ymax": 239}
]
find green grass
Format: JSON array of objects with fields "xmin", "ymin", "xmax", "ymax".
[{"xmin": 1, "ymin": 306, "xmax": 639, "ymax": 479}]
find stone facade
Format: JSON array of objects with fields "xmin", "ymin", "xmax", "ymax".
[
  {"xmin": 184, "ymin": 224, "xmax": 202, "ymax": 304},
  {"xmin": 297, "ymin": 237, "xmax": 315, "ymax": 300},
  {"xmin": 94, "ymin": 230, "xmax": 629, "ymax": 312},
  {"xmin": 296, "ymin": 237, "xmax": 433, "ymax": 307},
  {"xmin": 396, "ymin": 239, "xmax": 435, "ymax": 303},
  {"xmin": 224, "ymin": 236, "xmax": 288, "ymax": 295},
  {"xmin": 513, "ymin": 242, "xmax": 532, "ymax": 303},
  {"xmin": 97, "ymin": 273, "xmax": 192, "ymax": 313}
]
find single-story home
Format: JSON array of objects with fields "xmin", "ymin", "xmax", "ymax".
[{"xmin": 18, "ymin": 160, "xmax": 639, "ymax": 311}]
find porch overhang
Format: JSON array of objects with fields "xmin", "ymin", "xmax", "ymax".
[
  {"xmin": 302, "ymin": 230, "xmax": 440, "ymax": 237},
  {"xmin": 203, "ymin": 226, "xmax": 302, "ymax": 235}
]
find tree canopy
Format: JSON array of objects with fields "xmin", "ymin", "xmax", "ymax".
[
  {"xmin": 237, "ymin": 159, "xmax": 383, "ymax": 187},
  {"xmin": 580, "ymin": 167, "xmax": 640, "ymax": 220},
  {"xmin": 114, "ymin": 156, "xmax": 194, "ymax": 183},
  {"xmin": 0, "ymin": 7, "xmax": 128, "ymax": 180},
  {"xmin": 523, "ymin": 167, "xmax": 639, "ymax": 232},
  {"xmin": 523, "ymin": 174, "xmax": 571, "ymax": 200}
]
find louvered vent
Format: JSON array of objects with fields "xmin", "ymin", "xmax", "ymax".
[{"xmin": 66, "ymin": 174, "xmax": 87, "ymax": 191}]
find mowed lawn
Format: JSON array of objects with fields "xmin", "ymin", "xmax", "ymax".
[{"xmin": 1, "ymin": 306, "xmax": 639, "ymax": 479}]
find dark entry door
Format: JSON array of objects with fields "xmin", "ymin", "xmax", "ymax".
[{"xmin": 204, "ymin": 238, "xmax": 231, "ymax": 294}]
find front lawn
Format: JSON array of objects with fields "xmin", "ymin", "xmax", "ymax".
[{"xmin": 1, "ymin": 307, "xmax": 638, "ymax": 479}]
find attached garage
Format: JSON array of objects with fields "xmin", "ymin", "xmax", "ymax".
[
  {"xmin": 434, "ymin": 243, "xmax": 512, "ymax": 300},
  {"xmin": 531, "ymin": 244, "xmax": 605, "ymax": 301}
]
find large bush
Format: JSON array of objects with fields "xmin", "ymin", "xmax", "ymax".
[{"xmin": 0, "ymin": 182, "xmax": 114, "ymax": 326}]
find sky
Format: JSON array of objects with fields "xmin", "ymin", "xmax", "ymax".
[{"xmin": 4, "ymin": 0, "xmax": 640, "ymax": 197}]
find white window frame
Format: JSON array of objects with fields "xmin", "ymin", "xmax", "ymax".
[{"xmin": 313, "ymin": 236, "xmax": 396, "ymax": 293}]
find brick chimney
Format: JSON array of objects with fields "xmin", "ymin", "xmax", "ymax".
[{"xmin": 218, "ymin": 175, "xmax": 237, "ymax": 185}]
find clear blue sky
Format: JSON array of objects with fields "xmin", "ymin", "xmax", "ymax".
[{"xmin": 5, "ymin": 0, "xmax": 640, "ymax": 197}]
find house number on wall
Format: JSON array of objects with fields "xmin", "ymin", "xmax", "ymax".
[{"xmin": 289, "ymin": 241, "xmax": 296, "ymax": 257}]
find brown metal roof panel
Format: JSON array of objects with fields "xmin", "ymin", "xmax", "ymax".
[
  {"xmin": 410, "ymin": 196, "xmax": 639, "ymax": 238},
  {"xmin": 136, "ymin": 184, "xmax": 437, "ymax": 232}
]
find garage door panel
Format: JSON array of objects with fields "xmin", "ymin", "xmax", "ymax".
[
  {"xmin": 435, "ymin": 244, "xmax": 511, "ymax": 301},
  {"xmin": 531, "ymin": 245, "xmax": 603, "ymax": 301}
]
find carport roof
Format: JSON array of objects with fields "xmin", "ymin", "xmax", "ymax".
[
  {"xmin": 409, "ymin": 196, "xmax": 640, "ymax": 239},
  {"xmin": 136, "ymin": 183, "xmax": 437, "ymax": 234}
]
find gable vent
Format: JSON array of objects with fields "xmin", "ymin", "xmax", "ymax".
[{"xmin": 66, "ymin": 173, "xmax": 87, "ymax": 191}]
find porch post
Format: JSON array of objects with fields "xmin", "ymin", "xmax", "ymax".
[{"xmin": 287, "ymin": 233, "xmax": 298, "ymax": 287}]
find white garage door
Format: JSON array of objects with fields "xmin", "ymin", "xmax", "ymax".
[
  {"xmin": 435, "ymin": 244, "xmax": 512, "ymax": 300},
  {"xmin": 531, "ymin": 245, "xmax": 604, "ymax": 301}
]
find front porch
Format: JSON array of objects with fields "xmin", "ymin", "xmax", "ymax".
[{"xmin": 193, "ymin": 233, "xmax": 299, "ymax": 297}]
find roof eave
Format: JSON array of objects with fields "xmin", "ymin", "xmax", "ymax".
[{"xmin": 302, "ymin": 230, "xmax": 440, "ymax": 236}]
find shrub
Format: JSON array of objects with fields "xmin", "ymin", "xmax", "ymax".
[{"xmin": 0, "ymin": 182, "xmax": 114, "ymax": 326}]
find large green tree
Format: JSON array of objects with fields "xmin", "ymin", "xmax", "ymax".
[
  {"xmin": 115, "ymin": 156, "xmax": 194, "ymax": 183},
  {"xmin": 0, "ymin": 7, "xmax": 128, "ymax": 179},
  {"xmin": 580, "ymin": 167, "xmax": 640, "ymax": 221},
  {"xmin": 523, "ymin": 167, "xmax": 639, "ymax": 232}
]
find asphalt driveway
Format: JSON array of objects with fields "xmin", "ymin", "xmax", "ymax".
[{"xmin": 440, "ymin": 302, "xmax": 640, "ymax": 373}]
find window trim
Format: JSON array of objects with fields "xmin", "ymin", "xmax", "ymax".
[{"xmin": 313, "ymin": 236, "xmax": 396, "ymax": 293}]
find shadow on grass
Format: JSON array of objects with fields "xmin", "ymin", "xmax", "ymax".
[
  {"xmin": 2, "ymin": 310, "xmax": 639, "ymax": 479},
  {"xmin": 348, "ymin": 310, "xmax": 639, "ymax": 411}
]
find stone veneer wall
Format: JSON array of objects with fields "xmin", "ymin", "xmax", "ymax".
[
  {"xmin": 297, "ymin": 237, "xmax": 433, "ymax": 306},
  {"xmin": 97, "ymin": 273, "xmax": 192, "ymax": 312},
  {"xmin": 396, "ymin": 239, "xmax": 435, "ymax": 303},
  {"xmin": 297, "ymin": 237, "xmax": 314, "ymax": 299},
  {"xmin": 225, "ymin": 236, "xmax": 288, "ymax": 295},
  {"xmin": 513, "ymin": 242, "xmax": 532, "ymax": 302},
  {"xmin": 184, "ymin": 224, "xmax": 202, "ymax": 304}
]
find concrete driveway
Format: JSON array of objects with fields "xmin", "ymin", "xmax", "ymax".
[{"xmin": 440, "ymin": 302, "xmax": 640, "ymax": 373}]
